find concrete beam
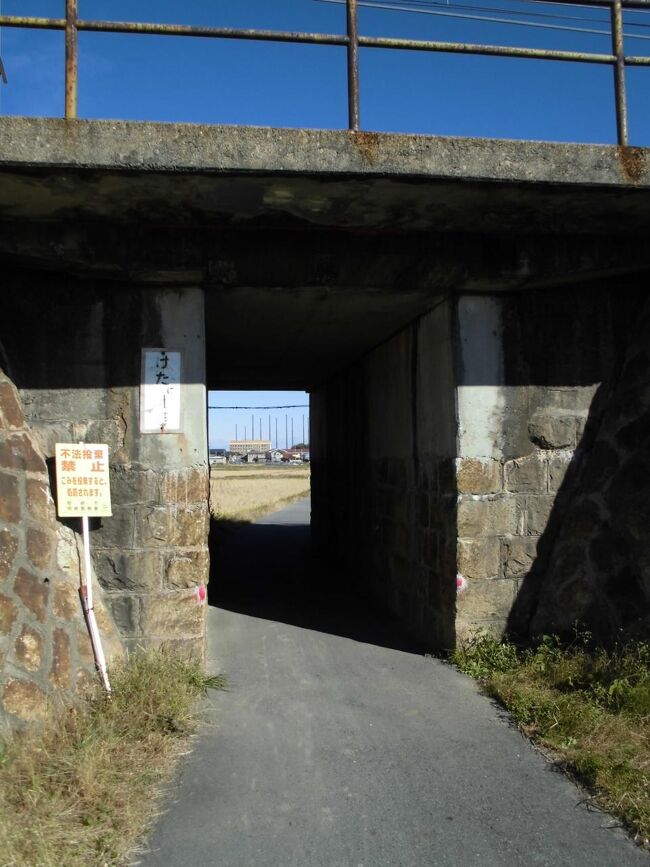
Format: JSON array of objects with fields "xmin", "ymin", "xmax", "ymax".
[
  {"xmin": 1, "ymin": 118, "xmax": 649, "ymax": 187},
  {"xmin": 1, "ymin": 119, "xmax": 650, "ymax": 235}
]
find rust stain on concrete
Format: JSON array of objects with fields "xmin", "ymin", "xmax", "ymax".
[
  {"xmin": 617, "ymin": 146, "xmax": 647, "ymax": 185},
  {"xmin": 351, "ymin": 131, "xmax": 383, "ymax": 167}
]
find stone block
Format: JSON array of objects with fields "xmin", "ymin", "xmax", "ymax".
[
  {"xmin": 50, "ymin": 628, "xmax": 72, "ymax": 689},
  {"xmin": 456, "ymin": 577, "xmax": 516, "ymax": 623},
  {"xmin": 25, "ymin": 478, "xmax": 56, "ymax": 527},
  {"xmin": 21, "ymin": 387, "xmax": 105, "ymax": 423},
  {"xmin": 548, "ymin": 452, "xmax": 573, "ymax": 492},
  {"xmin": 0, "ymin": 527, "xmax": 19, "ymax": 581},
  {"xmin": 528, "ymin": 415, "xmax": 576, "ymax": 450},
  {"xmin": 92, "ymin": 599, "xmax": 123, "ymax": 661},
  {"xmin": 108, "ymin": 467, "xmax": 160, "ymax": 507},
  {"xmin": 502, "ymin": 536, "xmax": 538, "ymax": 579},
  {"xmin": 0, "ymin": 471, "xmax": 20, "ymax": 523},
  {"xmin": 106, "ymin": 594, "xmax": 140, "ymax": 636},
  {"xmin": 94, "ymin": 549, "xmax": 163, "ymax": 592},
  {"xmin": 160, "ymin": 466, "xmax": 209, "ymax": 505},
  {"xmin": 133, "ymin": 506, "xmax": 171, "ymax": 548},
  {"xmin": 3, "ymin": 678, "xmax": 48, "ymax": 721},
  {"xmin": 170, "ymin": 506, "xmax": 210, "ymax": 548},
  {"xmin": 14, "ymin": 568, "xmax": 49, "ymax": 623},
  {"xmin": 14, "ymin": 624, "xmax": 43, "ymax": 672},
  {"xmin": 576, "ymin": 415, "xmax": 588, "ymax": 443},
  {"xmin": 504, "ymin": 453, "xmax": 547, "ymax": 493},
  {"xmin": 542, "ymin": 387, "xmax": 597, "ymax": 413},
  {"xmin": 0, "ymin": 380, "xmax": 25, "ymax": 429},
  {"xmin": 457, "ymin": 537, "xmax": 500, "ymax": 580},
  {"xmin": 92, "ymin": 506, "xmax": 135, "ymax": 548},
  {"xmin": 53, "ymin": 581, "xmax": 79, "ymax": 620},
  {"xmin": 139, "ymin": 590, "xmax": 205, "ymax": 638},
  {"xmin": 26, "ymin": 525, "xmax": 55, "ymax": 572},
  {"xmin": 72, "ymin": 417, "xmax": 125, "ymax": 455},
  {"xmin": 456, "ymin": 458, "xmax": 501, "ymax": 495},
  {"xmin": 141, "ymin": 635, "xmax": 204, "ymax": 661},
  {"xmin": 55, "ymin": 526, "xmax": 81, "ymax": 581},
  {"xmin": 0, "ymin": 592, "xmax": 18, "ymax": 634},
  {"xmin": 30, "ymin": 421, "xmax": 74, "ymax": 460},
  {"xmin": 525, "ymin": 496, "xmax": 556, "ymax": 536},
  {"xmin": 561, "ymin": 498, "xmax": 600, "ymax": 542},
  {"xmin": 165, "ymin": 549, "xmax": 210, "ymax": 589},
  {"xmin": 457, "ymin": 497, "xmax": 520, "ymax": 538},
  {"xmin": 76, "ymin": 625, "xmax": 95, "ymax": 667},
  {"xmin": 0, "ymin": 432, "xmax": 45, "ymax": 473}
]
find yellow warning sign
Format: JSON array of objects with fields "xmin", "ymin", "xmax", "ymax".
[{"xmin": 54, "ymin": 443, "xmax": 112, "ymax": 518}]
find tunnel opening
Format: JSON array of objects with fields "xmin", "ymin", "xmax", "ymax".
[
  {"xmin": 205, "ymin": 386, "xmax": 431, "ymax": 655},
  {"xmin": 203, "ymin": 257, "xmax": 460, "ymax": 655}
]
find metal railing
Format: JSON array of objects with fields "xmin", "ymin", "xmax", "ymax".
[{"xmin": 1, "ymin": 0, "xmax": 649, "ymax": 145}]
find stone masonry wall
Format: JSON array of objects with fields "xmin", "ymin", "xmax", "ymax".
[
  {"xmin": 311, "ymin": 300, "xmax": 457, "ymax": 650},
  {"xmin": 509, "ymin": 292, "xmax": 650, "ymax": 642},
  {"xmin": 1, "ymin": 274, "xmax": 210, "ymax": 660},
  {"xmin": 0, "ymin": 367, "xmax": 124, "ymax": 731},
  {"xmin": 455, "ymin": 287, "xmax": 647, "ymax": 639}
]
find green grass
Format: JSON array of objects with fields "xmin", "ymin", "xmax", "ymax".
[
  {"xmin": 0, "ymin": 650, "xmax": 225, "ymax": 867},
  {"xmin": 453, "ymin": 632, "xmax": 650, "ymax": 848}
]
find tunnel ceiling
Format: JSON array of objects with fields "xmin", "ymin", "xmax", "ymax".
[{"xmin": 2, "ymin": 119, "xmax": 650, "ymax": 389}]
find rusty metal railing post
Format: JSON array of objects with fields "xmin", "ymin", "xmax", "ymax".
[
  {"xmin": 346, "ymin": 0, "xmax": 360, "ymax": 131},
  {"xmin": 610, "ymin": 0, "xmax": 628, "ymax": 145},
  {"xmin": 65, "ymin": 0, "xmax": 78, "ymax": 119}
]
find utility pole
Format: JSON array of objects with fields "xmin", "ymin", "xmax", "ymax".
[
  {"xmin": 291, "ymin": 418, "xmax": 294, "ymax": 449},
  {"xmin": 285, "ymin": 415, "xmax": 288, "ymax": 449},
  {"xmin": 275, "ymin": 417, "xmax": 278, "ymax": 450}
]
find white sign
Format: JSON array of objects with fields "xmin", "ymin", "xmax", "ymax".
[
  {"xmin": 55, "ymin": 443, "xmax": 112, "ymax": 517},
  {"xmin": 140, "ymin": 348, "xmax": 182, "ymax": 433}
]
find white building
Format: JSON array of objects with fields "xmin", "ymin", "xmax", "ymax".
[{"xmin": 229, "ymin": 439, "xmax": 271, "ymax": 455}]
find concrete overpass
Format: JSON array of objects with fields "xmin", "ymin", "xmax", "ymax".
[{"xmin": 1, "ymin": 116, "xmax": 650, "ymax": 723}]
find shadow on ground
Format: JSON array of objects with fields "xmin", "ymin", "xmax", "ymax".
[{"xmin": 208, "ymin": 507, "xmax": 427, "ymax": 656}]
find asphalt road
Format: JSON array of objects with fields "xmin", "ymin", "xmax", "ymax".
[{"xmin": 142, "ymin": 497, "xmax": 647, "ymax": 867}]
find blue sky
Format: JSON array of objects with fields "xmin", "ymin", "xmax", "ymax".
[
  {"xmin": 210, "ymin": 391, "xmax": 310, "ymax": 451},
  {"xmin": 2, "ymin": 0, "xmax": 649, "ymax": 446}
]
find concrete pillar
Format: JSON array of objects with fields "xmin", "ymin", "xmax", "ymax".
[{"xmin": 4, "ymin": 282, "xmax": 209, "ymax": 658}]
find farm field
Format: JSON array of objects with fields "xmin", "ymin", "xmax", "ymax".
[{"xmin": 210, "ymin": 463, "xmax": 310, "ymax": 522}]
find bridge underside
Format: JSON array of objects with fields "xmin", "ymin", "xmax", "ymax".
[{"xmin": 1, "ymin": 120, "xmax": 650, "ymax": 720}]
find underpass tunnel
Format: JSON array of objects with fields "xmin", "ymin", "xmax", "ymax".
[
  {"xmin": 204, "ymin": 279, "xmax": 459, "ymax": 654},
  {"xmin": 3, "ymin": 127, "xmax": 650, "ymax": 668}
]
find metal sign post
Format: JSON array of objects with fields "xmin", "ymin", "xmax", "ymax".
[{"xmin": 55, "ymin": 442, "xmax": 113, "ymax": 692}]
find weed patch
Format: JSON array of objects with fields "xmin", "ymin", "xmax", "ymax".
[
  {"xmin": 0, "ymin": 650, "xmax": 225, "ymax": 867},
  {"xmin": 453, "ymin": 632, "xmax": 650, "ymax": 847}
]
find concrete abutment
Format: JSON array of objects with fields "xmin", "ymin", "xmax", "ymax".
[{"xmin": 2, "ymin": 119, "xmax": 650, "ymax": 725}]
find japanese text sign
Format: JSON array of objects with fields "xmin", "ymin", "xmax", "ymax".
[
  {"xmin": 55, "ymin": 443, "xmax": 112, "ymax": 518},
  {"xmin": 141, "ymin": 348, "xmax": 182, "ymax": 433}
]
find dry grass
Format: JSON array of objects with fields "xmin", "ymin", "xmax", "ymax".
[
  {"xmin": 454, "ymin": 633, "xmax": 650, "ymax": 848},
  {"xmin": 0, "ymin": 651, "xmax": 225, "ymax": 867},
  {"xmin": 210, "ymin": 464, "xmax": 310, "ymax": 522}
]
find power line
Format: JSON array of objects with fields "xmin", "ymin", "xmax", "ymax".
[
  {"xmin": 209, "ymin": 404, "xmax": 309, "ymax": 409},
  {"xmin": 314, "ymin": 0, "xmax": 650, "ymax": 40},
  {"xmin": 355, "ymin": 0, "xmax": 610, "ymax": 24}
]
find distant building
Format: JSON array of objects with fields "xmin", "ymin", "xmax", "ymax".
[
  {"xmin": 244, "ymin": 451, "xmax": 267, "ymax": 463},
  {"xmin": 229, "ymin": 439, "xmax": 272, "ymax": 455},
  {"xmin": 209, "ymin": 448, "xmax": 227, "ymax": 464},
  {"xmin": 269, "ymin": 449, "xmax": 285, "ymax": 463}
]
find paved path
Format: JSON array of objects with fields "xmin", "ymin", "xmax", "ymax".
[{"xmin": 142, "ymin": 498, "xmax": 646, "ymax": 867}]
